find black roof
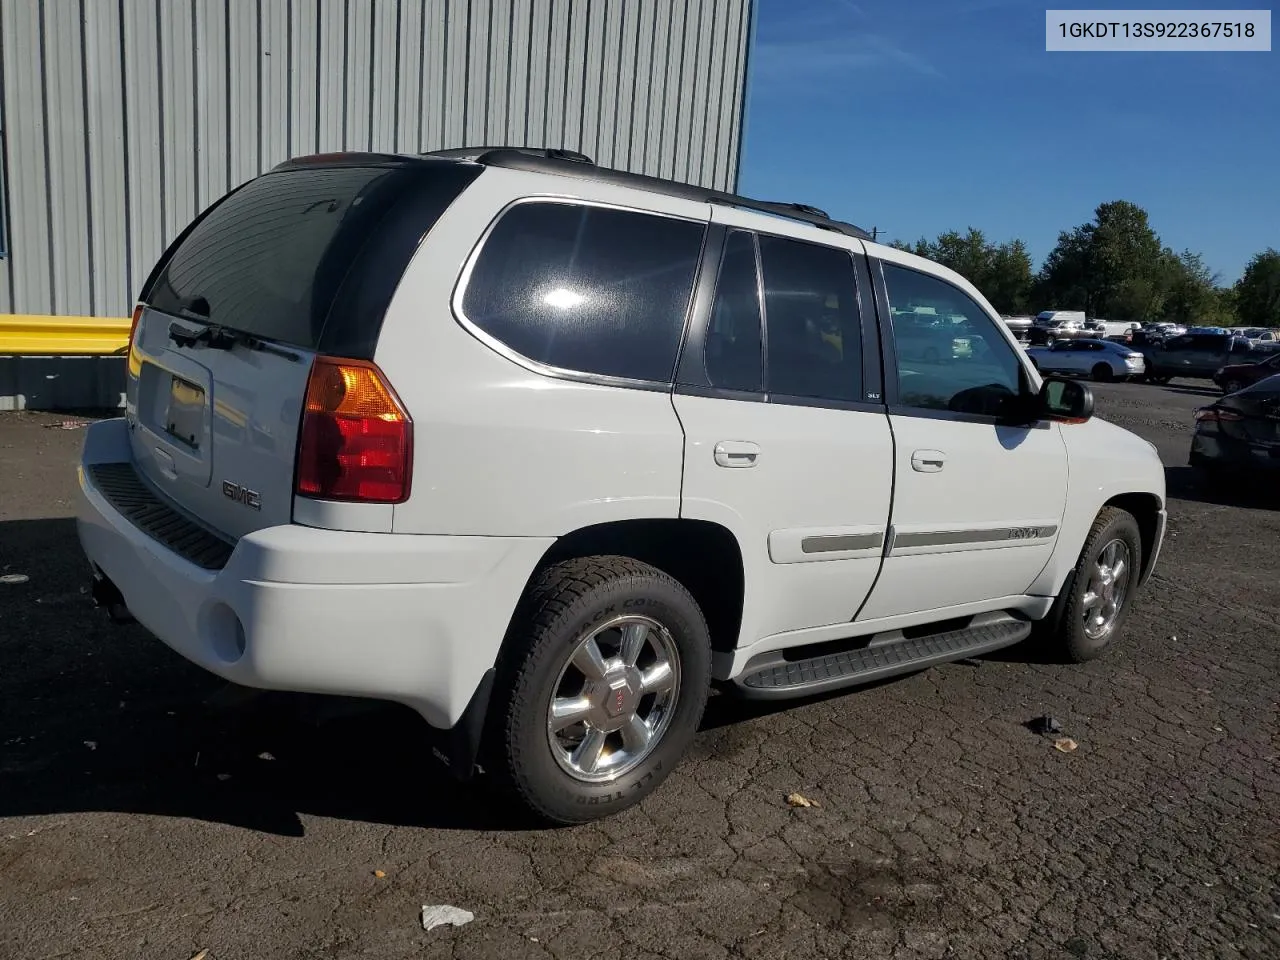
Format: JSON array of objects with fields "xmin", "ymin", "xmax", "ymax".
[{"xmin": 275, "ymin": 146, "xmax": 872, "ymax": 242}]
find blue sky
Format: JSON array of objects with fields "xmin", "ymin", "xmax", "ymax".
[{"xmin": 737, "ymin": 0, "xmax": 1278, "ymax": 284}]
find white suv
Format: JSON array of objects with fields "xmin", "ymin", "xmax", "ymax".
[{"xmin": 77, "ymin": 148, "xmax": 1167, "ymax": 823}]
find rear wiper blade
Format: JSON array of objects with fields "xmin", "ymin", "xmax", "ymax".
[
  {"xmin": 168, "ymin": 322, "xmax": 300, "ymax": 362},
  {"xmin": 168, "ymin": 322, "xmax": 225, "ymax": 349}
]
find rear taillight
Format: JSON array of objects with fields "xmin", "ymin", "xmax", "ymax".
[
  {"xmin": 295, "ymin": 357, "xmax": 412, "ymax": 503},
  {"xmin": 1195, "ymin": 407, "xmax": 1243, "ymax": 424},
  {"xmin": 127, "ymin": 304, "xmax": 144, "ymax": 377}
]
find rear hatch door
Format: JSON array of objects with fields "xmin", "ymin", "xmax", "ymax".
[{"xmin": 127, "ymin": 157, "xmax": 480, "ymax": 539}]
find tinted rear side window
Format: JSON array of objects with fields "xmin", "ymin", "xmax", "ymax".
[
  {"xmin": 759, "ymin": 234, "xmax": 863, "ymax": 404},
  {"xmin": 146, "ymin": 163, "xmax": 475, "ymax": 351},
  {"xmin": 705, "ymin": 230, "xmax": 764, "ymax": 393},
  {"xmin": 461, "ymin": 202, "xmax": 706, "ymax": 383}
]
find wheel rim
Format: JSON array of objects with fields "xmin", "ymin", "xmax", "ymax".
[
  {"xmin": 1080, "ymin": 539, "xmax": 1132, "ymax": 641},
  {"xmin": 1226, "ymin": 379, "xmax": 1243, "ymax": 394},
  {"xmin": 546, "ymin": 614, "xmax": 681, "ymax": 783}
]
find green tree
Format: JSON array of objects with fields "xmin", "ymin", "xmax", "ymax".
[
  {"xmin": 1038, "ymin": 201, "xmax": 1170, "ymax": 323},
  {"xmin": 1162, "ymin": 249, "xmax": 1228, "ymax": 326},
  {"xmin": 927, "ymin": 229, "xmax": 992, "ymax": 287},
  {"xmin": 1234, "ymin": 249, "xmax": 1280, "ymax": 328},
  {"xmin": 984, "ymin": 238, "xmax": 1035, "ymax": 315},
  {"xmin": 1036, "ymin": 224, "xmax": 1093, "ymax": 313},
  {"xmin": 1215, "ymin": 285, "xmax": 1239, "ymax": 325},
  {"xmin": 891, "ymin": 228, "xmax": 1034, "ymax": 314}
]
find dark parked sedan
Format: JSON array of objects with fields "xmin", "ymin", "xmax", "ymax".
[
  {"xmin": 1212, "ymin": 352, "xmax": 1280, "ymax": 395},
  {"xmin": 1190, "ymin": 373, "xmax": 1280, "ymax": 485}
]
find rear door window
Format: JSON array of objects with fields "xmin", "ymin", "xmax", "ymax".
[
  {"xmin": 461, "ymin": 201, "xmax": 706, "ymax": 383},
  {"xmin": 758, "ymin": 234, "xmax": 863, "ymax": 404},
  {"xmin": 146, "ymin": 163, "xmax": 475, "ymax": 350},
  {"xmin": 704, "ymin": 230, "xmax": 764, "ymax": 393}
]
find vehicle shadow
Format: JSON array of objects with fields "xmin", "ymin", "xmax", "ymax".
[
  {"xmin": 1165, "ymin": 465, "xmax": 1278, "ymax": 510},
  {"xmin": 1136, "ymin": 378, "xmax": 1223, "ymax": 399},
  {"xmin": 0, "ymin": 517, "xmax": 539, "ymax": 835}
]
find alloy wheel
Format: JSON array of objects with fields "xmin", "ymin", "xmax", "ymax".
[
  {"xmin": 1081, "ymin": 539, "xmax": 1132, "ymax": 641},
  {"xmin": 546, "ymin": 615, "xmax": 681, "ymax": 782}
]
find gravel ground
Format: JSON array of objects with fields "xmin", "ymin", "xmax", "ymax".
[{"xmin": 1, "ymin": 381, "xmax": 1277, "ymax": 960}]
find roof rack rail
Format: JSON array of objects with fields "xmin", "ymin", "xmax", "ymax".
[
  {"xmin": 422, "ymin": 146, "xmax": 593, "ymax": 164},
  {"xmin": 704, "ymin": 196, "xmax": 866, "ymax": 239},
  {"xmin": 427, "ymin": 146, "xmax": 872, "ymax": 242}
]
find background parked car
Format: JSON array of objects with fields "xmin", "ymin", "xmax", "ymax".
[
  {"xmin": 1213, "ymin": 352, "xmax": 1280, "ymax": 395},
  {"xmin": 1098, "ymin": 320, "xmax": 1142, "ymax": 340},
  {"xmin": 1139, "ymin": 332, "xmax": 1257, "ymax": 384},
  {"xmin": 1000, "ymin": 315, "xmax": 1034, "ymax": 341},
  {"xmin": 1026, "ymin": 338, "xmax": 1146, "ymax": 381},
  {"xmin": 1147, "ymin": 322, "xmax": 1186, "ymax": 340},
  {"xmin": 1190, "ymin": 373, "xmax": 1280, "ymax": 487},
  {"xmin": 1034, "ymin": 310, "xmax": 1086, "ymax": 330}
]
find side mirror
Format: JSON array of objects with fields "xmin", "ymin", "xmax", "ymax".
[{"xmin": 1041, "ymin": 376, "xmax": 1094, "ymax": 423}]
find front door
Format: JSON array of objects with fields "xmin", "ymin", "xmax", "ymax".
[
  {"xmin": 673, "ymin": 219, "xmax": 893, "ymax": 646},
  {"xmin": 858, "ymin": 255, "xmax": 1069, "ymax": 622}
]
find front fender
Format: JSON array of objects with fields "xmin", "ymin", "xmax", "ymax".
[{"xmin": 1026, "ymin": 417, "xmax": 1166, "ymax": 597}]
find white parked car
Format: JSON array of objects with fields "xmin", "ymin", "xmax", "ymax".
[
  {"xmin": 1034, "ymin": 310, "xmax": 1086, "ymax": 331},
  {"xmin": 1025, "ymin": 338, "xmax": 1147, "ymax": 381},
  {"xmin": 76, "ymin": 147, "xmax": 1168, "ymax": 823}
]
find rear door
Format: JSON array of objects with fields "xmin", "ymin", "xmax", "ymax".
[
  {"xmin": 126, "ymin": 158, "xmax": 479, "ymax": 538},
  {"xmin": 1055, "ymin": 340, "xmax": 1091, "ymax": 374},
  {"xmin": 673, "ymin": 217, "xmax": 893, "ymax": 644}
]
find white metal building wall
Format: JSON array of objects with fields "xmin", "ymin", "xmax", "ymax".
[{"xmin": 0, "ymin": 0, "xmax": 754, "ymax": 318}]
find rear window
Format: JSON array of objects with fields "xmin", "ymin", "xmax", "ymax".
[
  {"xmin": 145, "ymin": 162, "xmax": 477, "ymax": 351},
  {"xmin": 460, "ymin": 201, "xmax": 706, "ymax": 383}
]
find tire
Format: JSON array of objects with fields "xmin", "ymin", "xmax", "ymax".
[
  {"xmin": 1224, "ymin": 378, "xmax": 1244, "ymax": 395},
  {"xmin": 487, "ymin": 555, "xmax": 711, "ymax": 825},
  {"xmin": 1091, "ymin": 363, "xmax": 1113, "ymax": 382},
  {"xmin": 1035, "ymin": 507, "xmax": 1143, "ymax": 664}
]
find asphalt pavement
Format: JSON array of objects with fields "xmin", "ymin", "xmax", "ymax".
[{"xmin": 1, "ymin": 381, "xmax": 1276, "ymax": 960}]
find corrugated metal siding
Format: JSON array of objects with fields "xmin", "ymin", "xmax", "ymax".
[{"xmin": 0, "ymin": 0, "xmax": 751, "ymax": 319}]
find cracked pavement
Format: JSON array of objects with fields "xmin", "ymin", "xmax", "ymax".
[{"xmin": 1, "ymin": 380, "xmax": 1277, "ymax": 960}]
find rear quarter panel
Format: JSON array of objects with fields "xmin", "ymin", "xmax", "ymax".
[{"xmin": 374, "ymin": 168, "xmax": 706, "ymax": 537}]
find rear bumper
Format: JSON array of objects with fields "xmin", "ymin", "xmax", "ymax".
[
  {"xmin": 76, "ymin": 419, "xmax": 553, "ymax": 729},
  {"xmin": 1189, "ymin": 432, "xmax": 1280, "ymax": 473}
]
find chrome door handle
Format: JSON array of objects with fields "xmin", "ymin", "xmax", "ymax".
[
  {"xmin": 714, "ymin": 441, "xmax": 760, "ymax": 468},
  {"xmin": 910, "ymin": 449, "xmax": 946, "ymax": 472}
]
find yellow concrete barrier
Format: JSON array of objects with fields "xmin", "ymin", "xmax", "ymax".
[{"xmin": 0, "ymin": 315, "xmax": 131, "ymax": 355}]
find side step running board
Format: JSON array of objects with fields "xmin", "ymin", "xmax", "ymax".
[{"xmin": 734, "ymin": 613, "xmax": 1031, "ymax": 700}]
